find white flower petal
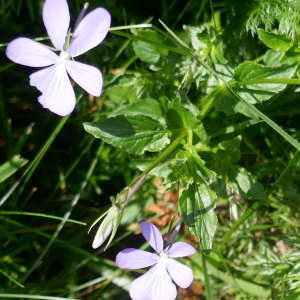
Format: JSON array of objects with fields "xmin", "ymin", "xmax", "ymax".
[
  {"xmin": 129, "ymin": 261, "xmax": 177, "ymax": 300},
  {"xmin": 68, "ymin": 8, "xmax": 111, "ymax": 57},
  {"xmin": 129, "ymin": 264, "xmax": 157, "ymax": 300},
  {"xmin": 92, "ymin": 218, "xmax": 114, "ymax": 249},
  {"xmin": 6, "ymin": 38, "xmax": 58, "ymax": 67},
  {"xmin": 65, "ymin": 60, "xmax": 102, "ymax": 96},
  {"xmin": 116, "ymin": 249, "xmax": 160, "ymax": 269},
  {"xmin": 152, "ymin": 260, "xmax": 177, "ymax": 300},
  {"xmin": 30, "ymin": 65, "xmax": 57, "ymax": 92},
  {"xmin": 165, "ymin": 258, "xmax": 194, "ymax": 289},
  {"xmin": 38, "ymin": 63, "xmax": 76, "ymax": 116},
  {"xmin": 43, "ymin": 0, "xmax": 70, "ymax": 51}
]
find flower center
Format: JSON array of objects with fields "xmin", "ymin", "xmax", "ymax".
[
  {"xmin": 58, "ymin": 51, "xmax": 71, "ymax": 63},
  {"xmin": 159, "ymin": 252, "xmax": 169, "ymax": 260}
]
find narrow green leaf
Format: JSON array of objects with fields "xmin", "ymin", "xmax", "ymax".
[
  {"xmin": 0, "ymin": 155, "xmax": 28, "ymax": 184},
  {"xmin": 84, "ymin": 115, "xmax": 170, "ymax": 155},
  {"xmin": 179, "ymin": 183, "xmax": 218, "ymax": 254},
  {"xmin": 0, "ymin": 269, "xmax": 24, "ymax": 288},
  {"xmin": 0, "ymin": 62, "xmax": 14, "ymax": 73},
  {"xmin": 0, "ymin": 294, "xmax": 82, "ymax": 300},
  {"xmin": 159, "ymin": 19, "xmax": 189, "ymax": 49},
  {"xmin": 202, "ymin": 255, "xmax": 213, "ymax": 300},
  {"xmin": 190, "ymin": 252, "xmax": 273, "ymax": 298},
  {"xmin": 0, "ymin": 211, "xmax": 86, "ymax": 225},
  {"xmin": 109, "ymin": 24, "xmax": 152, "ymax": 31},
  {"xmin": 257, "ymin": 29, "xmax": 294, "ymax": 51},
  {"xmin": 111, "ymin": 30, "xmax": 189, "ymax": 56},
  {"xmin": 228, "ymin": 165, "xmax": 268, "ymax": 202}
]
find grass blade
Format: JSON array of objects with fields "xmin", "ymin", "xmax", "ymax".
[
  {"xmin": 0, "ymin": 269, "xmax": 24, "ymax": 288},
  {"xmin": 0, "ymin": 211, "xmax": 86, "ymax": 225}
]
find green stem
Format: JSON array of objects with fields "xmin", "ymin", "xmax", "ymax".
[
  {"xmin": 110, "ymin": 30, "xmax": 189, "ymax": 56},
  {"xmin": 219, "ymin": 150, "xmax": 299, "ymax": 255},
  {"xmin": 202, "ymin": 254, "xmax": 213, "ymax": 300},
  {"xmin": 129, "ymin": 130, "xmax": 188, "ymax": 188},
  {"xmin": 198, "ymin": 88, "xmax": 223, "ymax": 120},
  {"xmin": 236, "ymin": 78, "xmax": 300, "ymax": 85},
  {"xmin": 187, "ymin": 129, "xmax": 193, "ymax": 145}
]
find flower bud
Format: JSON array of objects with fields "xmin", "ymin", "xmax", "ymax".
[
  {"xmin": 90, "ymin": 174, "xmax": 148, "ymax": 250},
  {"xmin": 92, "ymin": 204, "xmax": 122, "ymax": 249}
]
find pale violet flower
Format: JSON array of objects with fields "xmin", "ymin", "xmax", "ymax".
[
  {"xmin": 6, "ymin": 0, "xmax": 110, "ymax": 116},
  {"xmin": 116, "ymin": 222, "xmax": 196, "ymax": 300}
]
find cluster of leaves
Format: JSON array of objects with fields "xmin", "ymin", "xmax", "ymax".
[{"xmin": 1, "ymin": 0, "xmax": 300, "ymax": 299}]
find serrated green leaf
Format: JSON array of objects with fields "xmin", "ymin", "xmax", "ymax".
[
  {"xmin": 264, "ymin": 50, "xmax": 299, "ymax": 68},
  {"xmin": 206, "ymin": 64, "xmax": 259, "ymax": 119},
  {"xmin": 264, "ymin": 50, "xmax": 286, "ymax": 67},
  {"xmin": 84, "ymin": 115, "xmax": 170, "ymax": 155},
  {"xmin": 183, "ymin": 25, "xmax": 211, "ymax": 51},
  {"xmin": 166, "ymin": 98, "xmax": 205, "ymax": 138},
  {"xmin": 213, "ymin": 88, "xmax": 258, "ymax": 119},
  {"xmin": 211, "ymin": 39, "xmax": 227, "ymax": 64},
  {"xmin": 213, "ymin": 136, "xmax": 241, "ymax": 164},
  {"xmin": 228, "ymin": 165, "xmax": 268, "ymax": 202},
  {"xmin": 235, "ymin": 62, "xmax": 297, "ymax": 104},
  {"xmin": 106, "ymin": 86, "xmax": 138, "ymax": 104},
  {"xmin": 184, "ymin": 25, "xmax": 227, "ymax": 64},
  {"xmin": 206, "ymin": 63, "xmax": 234, "ymax": 94},
  {"xmin": 179, "ymin": 183, "xmax": 218, "ymax": 254},
  {"xmin": 184, "ymin": 144, "xmax": 216, "ymax": 178},
  {"xmin": 132, "ymin": 30, "xmax": 168, "ymax": 63},
  {"xmin": 168, "ymin": 156, "xmax": 191, "ymax": 182},
  {"xmin": 109, "ymin": 99, "xmax": 164, "ymax": 122},
  {"xmin": 257, "ymin": 29, "xmax": 294, "ymax": 52},
  {"xmin": 0, "ymin": 155, "xmax": 28, "ymax": 184}
]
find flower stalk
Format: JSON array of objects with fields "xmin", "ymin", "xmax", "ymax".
[{"xmin": 129, "ymin": 130, "xmax": 188, "ymax": 188}]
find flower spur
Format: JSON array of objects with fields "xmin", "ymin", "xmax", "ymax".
[{"xmin": 6, "ymin": 0, "xmax": 111, "ymax": 116}]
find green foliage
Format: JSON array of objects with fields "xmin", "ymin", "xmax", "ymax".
[
  {"xmin": 84, "ymin": 115, "xmax": 170, "ymax": 155},
  {"xmin": 2, "ymin": 0, "xmax": 300, "ymax": 299},
  {"xmin": 228, "ymin": 166, "xmax": 268, "ymax": 202},
  {"xmin": 179, "ymin": 183, "xmax": 218, "ymax": 255},
  {"xmin": 244, "ymin": 0, "xmax": 300, "ymax": 38},
  {"xmin": 132, "ymin": 29, "xmax": 169, "ymax": 63},
  {"xmin": 0, "ymin": 155, "xmax": 28, "ymax": 184}
]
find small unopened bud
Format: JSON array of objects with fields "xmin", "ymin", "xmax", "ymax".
[
  {"xmin": 92, "ymin": 216, "xmax": 114, "ymax": 249},
  {"xmin": 91, "ymin": 205, "xmax": 122, "ymax": 250},
  {"xmin": 227, "ymin": 184, "xmax": 239, "ymax": 221},
  {"xmin": 89, "ymin": 174, "xmax": 148, "ymax": 250}
]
